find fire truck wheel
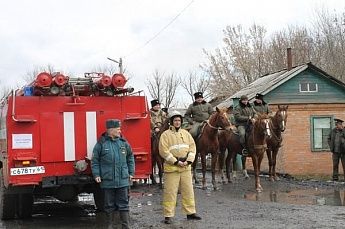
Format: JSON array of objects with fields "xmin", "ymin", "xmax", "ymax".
[
  {"xmin": 16, "ymin": 193, "xmax": 34, "ymax": 219},
  {"xmin": 0, "ymin": 174, "xmax": 16, "ymax": 219},
  {"xmin": 93, "ymin": 184, "xmax": 104, "ymax": 212}
]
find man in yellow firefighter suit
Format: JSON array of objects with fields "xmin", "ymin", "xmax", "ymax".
[{"xmin": 159, "ymin": 110, "xmax": 202, "ymax": 224}]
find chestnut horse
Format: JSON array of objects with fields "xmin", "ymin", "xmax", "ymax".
[
  {"xmin": 266, "ymin": 105, "xmax": 288, "ymax": 181},
  {"xmin": 150, "ymin": 119, "xmax": 170, "ymax": 188},
  {"xmin": 192, "ymin": 107, "xmax": 233, "ymax": 190},
  {"xmin": 218, "ymin": 129, "xmax": 249, "ymax": 184},
  {"xmin": 247, "ymin": 113, "xmax": 271, "ymax": 192}
]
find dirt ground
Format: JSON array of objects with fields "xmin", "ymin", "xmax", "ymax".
[
  {"xmin": 129, "ymin": 173, "xmax": 345, "ymax": 229},
  {"xmin": 1, "ymin": 172, "xmax": 345, "ymax": 229}
]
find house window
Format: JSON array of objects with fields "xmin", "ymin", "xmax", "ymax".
[
  {"xmin": 300, "ymin": 82, "xmax": 318, "ymax": 92},
  {"xmin": 311, "ymin": 116, "xmax": 332, "ymax": 151}
]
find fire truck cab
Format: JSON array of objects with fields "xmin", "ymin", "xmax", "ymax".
[{"xmin": 0, "ymin": 72, "xmax": 151, "ymax": 219}]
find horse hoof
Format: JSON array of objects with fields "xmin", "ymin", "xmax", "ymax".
[
  {"xmin": 244, "ymin": 175, "xmax": 249, "ymax": 180},
  {"xmin": 228, "ymin": 180, "xmax": 233, "ymax": 184},
  {"xmin": 202, "ymin": 186, "xmax": 207, "ymax": 190},
  {"xmin": 213, "ymin": 186, "xmax": 220, "ymax": 191},
  {"xmin": 274, "ymin": 176, "xmax": 280, "ymax": 181},
  {"xmin": 269, "ymin": 177, "xmax": 274, "ymax": 182},
  {"xmin": 222, "ymin": 180, "xmax": 227, "ymax": 184},
  {"xmin": 256, "ymin": 189, "xmax": 262, "ymax": 193}
]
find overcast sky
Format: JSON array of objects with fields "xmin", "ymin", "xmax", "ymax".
[{"xmin": 1, "ymin": 0, "xmax": 344, "ymax": 104}]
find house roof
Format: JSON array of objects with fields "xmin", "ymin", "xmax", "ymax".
[{"xmin": 216, "ymin": 62, "xmax": 345, "ymax": 108}]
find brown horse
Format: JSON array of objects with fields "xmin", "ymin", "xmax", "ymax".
[
  {"xmin": 192, "ymin": 107, "xmax": 233, "ymax": 190},
  {"xmin": 266, "ymin": 105, "xmax": 288, "ymax": 181},
  {"xmin": 247, "ymin": 113, "xmax": 271, "ymax": 192},
  {"xmin": 150, "ymin": 119, "xmax": 170, "ymax": 188},
  {"xmin": 218, "ymin": 129, "xmax": 249, "ymax": 184}
]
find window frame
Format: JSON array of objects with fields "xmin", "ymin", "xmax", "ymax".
[
  {"xmin": 299, "ymin": 82, "xmax": 318, "ymax": 92},
  {"xmin": 310, "ymin": 115, "xmax": 333, "ymax": 152}
]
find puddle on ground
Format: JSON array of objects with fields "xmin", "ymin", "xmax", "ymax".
[{"xmin": 230, "ymin": 189, "xmax": 345, "ymax": 206}]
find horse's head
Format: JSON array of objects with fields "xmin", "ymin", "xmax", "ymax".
[
  {"xmin": 254, "ymin": 113, "xmax": 271, "ymax": 138},
  {"xmin": 275, "ymin": 105, "xmax": 288, "ymax": 132},
  {"xmin": 209, "ymin": 107, "xmax": 233, "ymax": 131}
]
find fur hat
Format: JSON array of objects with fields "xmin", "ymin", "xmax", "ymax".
[
  {"xmin": 240, "ymin": 95, "xmax": 248, "ymax": 101},
  {"xmin": 255, "ymin": 93, "xmax": 264, "ymax": 100},
  {"xmin": 194, "ymin": 92, "xmax": 203, "ymax": 99},
  {"xmin": 334, "ymin": 118, "xmax": 344, "ymax": 124},
  {"xmin": 150, "ymin": 99, "xmax": 160, "ymax": 107},
  {"xmin": 106, "ymin": 119, "xmax": 121, "ymax": 129}
]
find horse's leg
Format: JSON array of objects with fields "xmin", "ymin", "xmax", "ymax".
[
  {"xmin": 200, "ymin": 152, "xmax": 207, "ymax": 190},
  {"xmin": 211, "ymin": 152, "xmax": 219, "ymax": 190},
  {"xmin": 256, "ymin": 152, "xmax": 265, "ymax": 192},
  {"xmin": 157, "ymin": 156, "xmax": 164, "ymax": 189},
  {"xmin": 272, "ymin": 149, "xmax": 280, "ymax": 181},
  {"xmin": 232, "ymin": 157, "xmax": 237, "ymax": 179},
  {"xmin": 192, "ymin": 151, "xmax": 199, "ymax": 184},
  {"xmin": 225, "ymin": 149, "xmax": 232, "ymax": 183},
  {"xmin": 242, "ymin": 156, "xmax": 249, "ymax": 179},
  {"xmin": 251, "ymin": 154, "xmax": 261, "ymax": 192},
  {"xmin": 150, "ymin": 153, "xmax": 157, "ymax": 185},
  {"xmin": 219, "ymin": 149, "xmax": 226, "ymax": 184},
  {"xmin": 266, "ymin": 148, "xmax": 274, "ymax": 182}
]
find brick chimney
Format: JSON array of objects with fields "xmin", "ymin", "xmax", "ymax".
[{"xmin": 287, "ymin": 48, "xmax": 292, "ymax": 71}]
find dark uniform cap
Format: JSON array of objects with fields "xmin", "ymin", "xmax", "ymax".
[
  {"xmin": 106, "ymin": 119, "xmax": 121, "ymax": 129},
  {"xmin": 161, "ymin": 107, "xmax": 168, "ymax": 113},
  {"xmin": 255, "ymin": 93, "xmax": 264, "ymax": 100},
  {"xmin": 150, "ymin": 99, "xmax": 160, "ymax": 107},
  {"xmin": 334, "ymin": 118, "xmax": 344, "ymax": 124},
  {"xmin": 194, "ymin": 92, "xmax": 203, "ymax": 99},
  {"xmin": 240, "ymin": 95, "xmax": 248, "ymax": 101}
]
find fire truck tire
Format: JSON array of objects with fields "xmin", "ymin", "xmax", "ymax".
[
  {"xmin": 93, "ymin": 184, "xmax": 104, "ymax": 212},
  {"xmin": 16, "ymin": 193, "xmax": 34, "ymax": 219},
  {"xmin": 0, "ymin": 175, "xmax": 16, "ymax": 219}
]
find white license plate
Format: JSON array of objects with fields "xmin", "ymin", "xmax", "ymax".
[{"xmin": 10, "ymin": 166, "xmax": 45, "ymax": 176}]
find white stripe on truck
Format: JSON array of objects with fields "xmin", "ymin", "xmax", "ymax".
[
  {"xmin": 63, "ymin": 112, "xmax": 76, "ymax": 161},
  {"xmin": 86, "ymin": 112, "xmax": 97, "ymax": 159}
]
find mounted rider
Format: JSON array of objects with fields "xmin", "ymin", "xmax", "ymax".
[
  {"xmin": 233, "ymin": 95, "xmax": 256, "ymax": 156},
  {"xmin": 184, "ymin": 92, "xmax": 213, "ymax": 139},
  {"xmin": 252, "ymin": 93, "xmax": 272, "ymax": 115},
  {"xmin": 150, "ymin": 99, "xmax": 167, "ymax": 133}
]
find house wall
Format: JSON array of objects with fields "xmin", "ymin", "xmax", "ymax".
[
  {"xmin": 245, "ymin": 103, "xmax": 345, "ymax": 176},
  {"xmin": 265, "ymin": 69, "xmax": 345, "ymax": 104}
]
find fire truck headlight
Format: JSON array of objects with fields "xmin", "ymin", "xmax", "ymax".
[{"xmin": 74, "ymin": 160, "xmax": 88, "ymax": 173}]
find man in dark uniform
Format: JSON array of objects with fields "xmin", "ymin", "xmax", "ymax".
[
  {"xmin": 253, "ymin": 93, "xmax": 272, "ymax": 115},
  {"xmin": 328, "ymin": 118, "xmax": 345, "ymax": 181},
  {"xmin": 233, "ymin": 95, "xmax": 256, "ymax": 156},
  {"xmin": 91, "ymin": 119, "xmax": 135, "ymax": 228},
  {"xmin": 150, "ymin": 99, "xmax": 167, "ymax": 133},
  {"xmin": 184, "ymin": 92, "xmax": 213, "ymax": 138}
]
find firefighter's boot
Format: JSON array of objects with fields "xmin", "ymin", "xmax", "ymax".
[{"xmin": 119, "ymin": 211, "xmax": 130, "ymax": 229}]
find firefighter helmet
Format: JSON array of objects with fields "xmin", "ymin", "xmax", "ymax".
[{"xmin": 169, "ymin": 110, "xmax": 183, "ymax": 122}]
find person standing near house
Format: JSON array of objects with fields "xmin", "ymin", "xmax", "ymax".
[
  {"xmin": 252, "ymin": 93, "xmax": 272, "ymax": 115},
  {"xmin": 91, "ymin": 119, "xmax": 135, "ymax": 229},
  {"xmin": 184, "ymin": 92, "xmax": 213, "ymax": 138},
  {"xmin": 150, "ymin": 99, "xmax": 167, "ymax": 133},
  {"xmin": 327, "ymin": 118, "xmax": 345, "ymax": 181},
  {"xmin": 159, "ymin": 110, "xmax": 202, "ymax": 224},
  {"xmin": 233, "ymin": 95, "xmax": 256, "ymax": 156}
]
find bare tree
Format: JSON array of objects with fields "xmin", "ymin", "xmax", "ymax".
[
  {"xmin": 23, "ymin": 64, "xmax": 56, "ymax": 84},
  {"xmin": 146, "ymin": 69, "xmax": 180, "ymax": 108},
  {"xmin": 180, "ymin": 71, "xmax": 210, "ymax": 101},
  {"xmin": 202, "ymin": 10, "xmax": 345, "ymax": 98}
]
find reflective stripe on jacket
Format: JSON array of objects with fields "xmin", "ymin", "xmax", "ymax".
[{"xmin": 159, "ymin": 126, "xmax": 196, "ymax": 172}]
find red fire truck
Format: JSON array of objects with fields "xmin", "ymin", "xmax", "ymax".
[{"xmin": 0, "ymin": 71, "xmax": 151, "ymax": 219}]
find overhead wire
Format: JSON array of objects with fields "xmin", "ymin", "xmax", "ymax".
[{"xmin": 123, "ymin": 0, "xmax": 195, "ymax": 59}]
